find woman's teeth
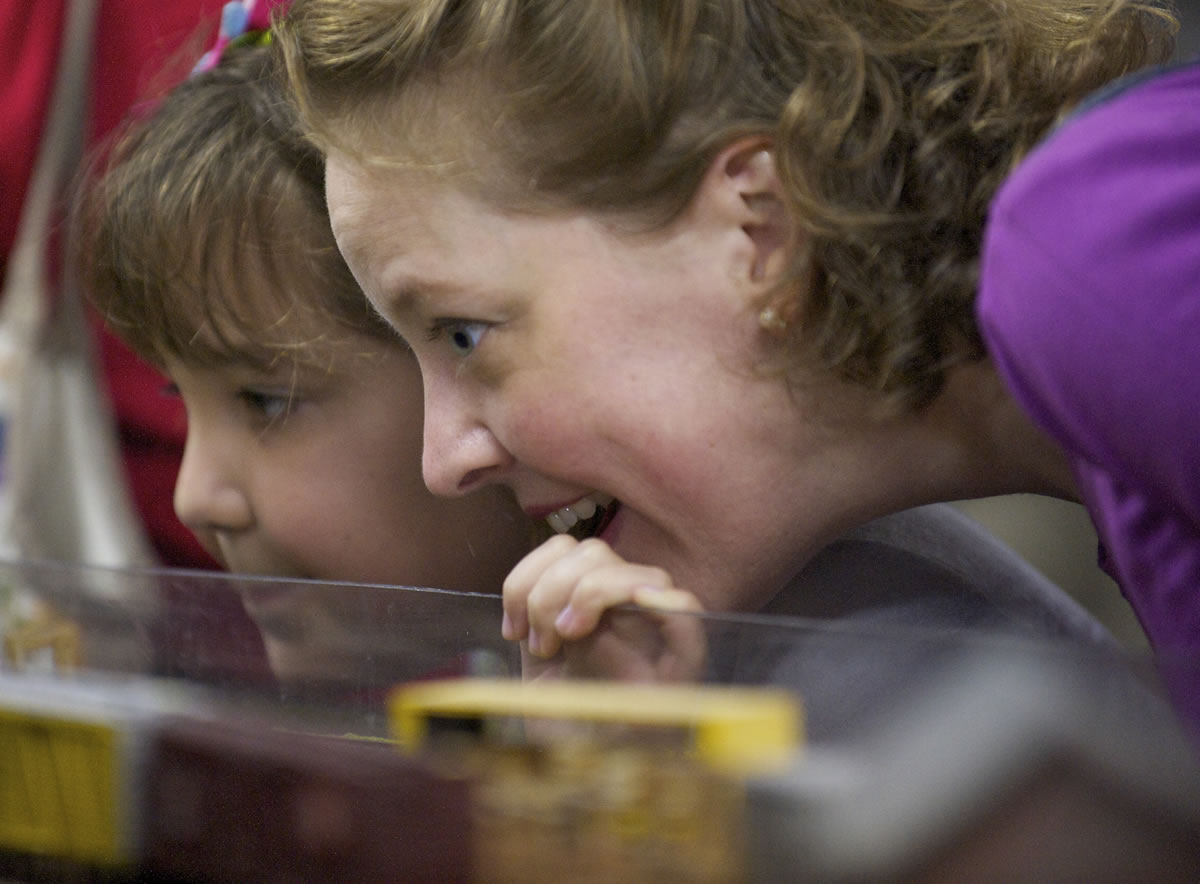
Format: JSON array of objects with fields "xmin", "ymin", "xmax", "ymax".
[
  {"xmin": 546, "ymin": 494, "xmax": 612, "ymax": 537},
  {"xmin": 569, "ymin": 496, "xmax": 598, "ymax": 520}
]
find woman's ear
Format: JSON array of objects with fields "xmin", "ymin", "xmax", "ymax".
[{"xmin": 705, "ymin": 138, "xmax": 794, "ymax": 285}]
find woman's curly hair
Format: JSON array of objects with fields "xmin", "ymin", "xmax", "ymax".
[{"xmin": 276, "ymin": 0, "xmax": 1175, "ymax": 410}]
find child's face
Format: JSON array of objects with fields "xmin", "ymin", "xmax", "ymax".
[
  {"xmin": 326, "ymin": 156, "xmax": 868, "ymax": 613},
  {"xmin": 165, "ymin": 326, "xmax": 530, "ymax": 655}
]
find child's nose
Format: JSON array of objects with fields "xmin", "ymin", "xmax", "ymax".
[{"xmin": 172, "ymin": 430, "xmax": 253, "ymax": 534}]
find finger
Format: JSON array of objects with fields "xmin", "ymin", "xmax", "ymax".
[
  {"xmin": 560, "ymin": 608, "xmax": 665, "ymax": 680},
  {"xmin": 502, "ymin": 534, "xmax": 580, "ymax": 641},
  {"xmin": 618, "ymin": 588, "xmax": 707, "ymax": 681},
  {"xmin": 630, "ymin": 586, "xmax": 704, "ymax": 615},
  {"xmin": 519, "ymin": 641, "xmax": 563, "ymax": 683},
  {"xmin": 552, "ymin": 564, "xmax": 675, "ymax": 641},
  {"xmin": 556, "ymin": 603, "xmax": 705, "ymax": 683},
  {"xmin": 524, "ymin": 540, "xmax": 636, "ymax": 657}
]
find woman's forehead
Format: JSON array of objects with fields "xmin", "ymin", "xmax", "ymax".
[{"xmin": 326, "ymin": 161, "xmax": 468, "ymax": 276}]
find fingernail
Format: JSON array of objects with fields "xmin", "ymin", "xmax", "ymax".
[
  {"xmin": 527, "ymin": 629, "xmax": 541, "ymax": 657},
  {"xmin": 554, "ymin": 605, "xmax": 579, "ymax": 636},
  {"xmin": 501, "ymin": 611, "xmax": 513, "ymax": 640}
]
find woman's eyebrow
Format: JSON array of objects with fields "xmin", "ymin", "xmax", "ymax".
[{"xmin": 381, "ymin": 276, "xmax": 461, "ymax": 315}]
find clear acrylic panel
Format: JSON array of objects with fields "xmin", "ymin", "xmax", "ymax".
[{"xmin": 2, "ymin": 557, "xmax": 1198, "ymax": 880}]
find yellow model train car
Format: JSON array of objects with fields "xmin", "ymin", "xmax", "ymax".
[
  {"xmin": 0, "ymin": 709, "xmax": 134, "ymax": 868},
  {"xmin": 389, "ymin": 678, "xmax": 803, "ymax": 775},
  {"xmin": 0, "ymin": 672, "xmax": 198, "ymax": 870},
  {"xmin": 389, "ymin": 679, "xmax": 803, "ymax": 883}
]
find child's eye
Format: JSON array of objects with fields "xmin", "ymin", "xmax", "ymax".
[
  {"xmin": 238, "ymin": 389, "xmax": 294, "ymax": 424},
  {"xmin": 428, "ymin": 320, "xmax": 488, "ymax": 357}
]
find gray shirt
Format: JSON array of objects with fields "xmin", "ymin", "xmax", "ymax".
[{"xmin": 706, "ymin": 504, "xmax": 1166, "ymax": 742}]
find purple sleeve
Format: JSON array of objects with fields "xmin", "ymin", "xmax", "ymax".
[{"xmin": 977, "ymin": 63, "xmax": 1200, "ymax": 529}]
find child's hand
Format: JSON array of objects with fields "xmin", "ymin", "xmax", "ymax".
[{"xmin": 502, "ymin": 535, "xmax": 706, "ymax": 682}]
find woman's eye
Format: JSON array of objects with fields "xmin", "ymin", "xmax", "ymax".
[
  {"xmin": 238, "ymin": 390, "xmax": 294, "ymax": 424},
  {"xmin": 429, "ymin": 320, "xmax": 488, "ymax": 357}
]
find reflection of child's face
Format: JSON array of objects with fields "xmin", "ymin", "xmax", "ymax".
[
  {"xmin": 231, "ymin": 577, "xmax": 511, "ymax": 685},
  {"xmin": 164, "ymin": 320, "xmax": 530, "ymax": 665}
]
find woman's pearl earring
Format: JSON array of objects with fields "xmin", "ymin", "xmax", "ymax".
[{"xmin": 759, "ymin": 305, "xmax": 788, "ymax": 333}]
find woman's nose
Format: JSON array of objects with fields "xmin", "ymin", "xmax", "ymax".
[{"xmin": 420, "ymin": 382, "xmax": 513, "ymax": 498}]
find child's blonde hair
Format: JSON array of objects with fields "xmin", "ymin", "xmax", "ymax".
[
  {"xmin": 77, "ymin": 45, "xmax": 393, "ymax": 371},
  {"xmin": 275, "ymin": 0, "xmax": 1173, "ymax": 409}
]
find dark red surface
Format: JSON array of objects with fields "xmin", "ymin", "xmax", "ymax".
[{"xmin": 144, "ymin": 716, "xmax": 473, "ymax": 882}]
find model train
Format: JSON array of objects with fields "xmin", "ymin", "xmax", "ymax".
[{"xmin": 0, "ymin": 669, "xmax": 801, "ymax": 882}]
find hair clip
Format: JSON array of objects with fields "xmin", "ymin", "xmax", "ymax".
[{"xmin": 192, "ymin": 0, "xmax": 287, "ymax": 75}]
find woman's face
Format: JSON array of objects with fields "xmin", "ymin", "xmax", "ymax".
[
  {"xmin": 326, "ymin": 150, "xmax": 876, "ymax": 612},
  {"xmin": 167, "ymin": 318, "xmax": 531, "ymax": 667}
]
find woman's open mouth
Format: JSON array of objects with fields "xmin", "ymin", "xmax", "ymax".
[{"xmin": 543, "ymin": 493, "xmax": 619, "ymax": 541}]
